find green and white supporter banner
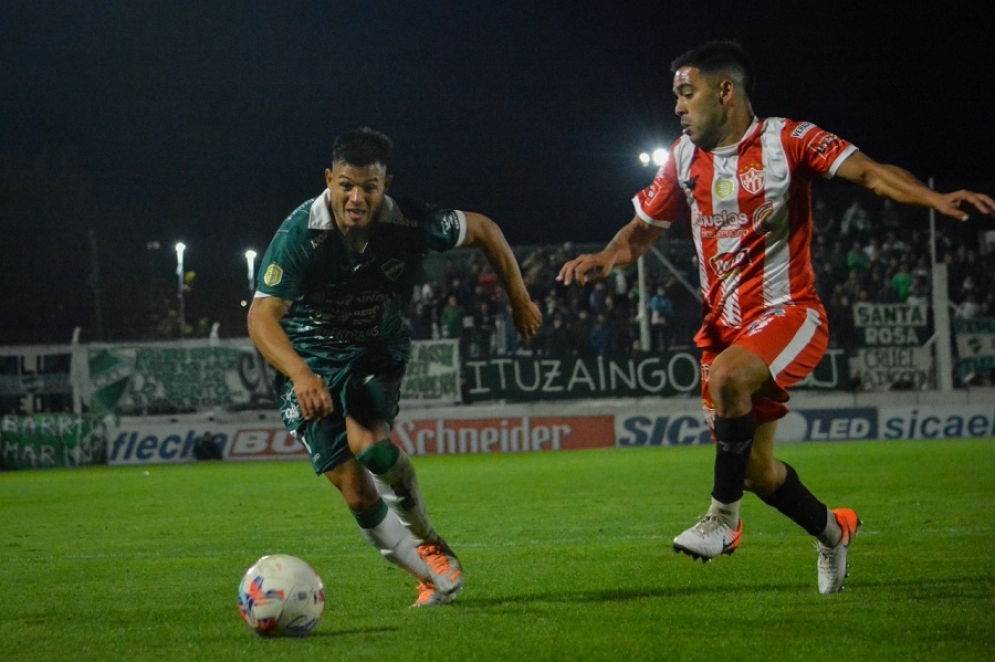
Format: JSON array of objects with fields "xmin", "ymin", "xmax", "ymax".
[
  {"xmin": 84, "ymin": 338, "xmax": 461, "ymax": 414},
  {"xmin": 0, "ymin": 412, "xmax": 111, "ymax": 470},
  {"xmin": 954, "ymin": 317, "xmax": 995, "ymax": 382},
  {"xmin": 853, "ymin": 302, "xmax": 933, "ymax": 390},
  {"xmin": 400, "ymin": 339, "xmax": 461, "ymax": 405},
  {"xmin": 87, "ymin": 344, "xmax": 275, "ymax": 414},
  {"xmin": 0, "ymin": 348, "xmax": 75, "ymax": 414}
]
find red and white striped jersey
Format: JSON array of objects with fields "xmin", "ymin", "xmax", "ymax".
[{"xmin": 633, "ymin": 117, "xmax": 857, "ymax": 330}]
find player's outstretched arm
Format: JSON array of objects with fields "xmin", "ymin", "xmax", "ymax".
[
  {"xmin": 837, "ymin": 151, "xmax": 995, "ymax": 222},
  {"xmin": 462, "ymin": 212, "xmax": 543, "ymax": 340},
  {"xmin": 247, "ymin": 296, "xmax": 333, "ymax": 420},
  {"xmin": 556, "ymin": 217, "xmax": 664, "ymax": 286}
]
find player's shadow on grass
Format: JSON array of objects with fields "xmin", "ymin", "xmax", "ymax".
[
  {"xmin": 306, "ymin": 626, "xmax": 399, "ymax": 638},
  {"xmin": 460, "ymin": 581, "xmax": 806, "ymax": 608}
]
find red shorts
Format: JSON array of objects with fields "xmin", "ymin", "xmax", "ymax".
[{"xmin": 698, "ymin": 305, "xmax": 829, "ymax": 425}]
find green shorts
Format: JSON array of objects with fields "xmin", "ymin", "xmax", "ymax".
[{"xmin": 277, "ymin": 347, "xmax": 407, "ymax": 475}]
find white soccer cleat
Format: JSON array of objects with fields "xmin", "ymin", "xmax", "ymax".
[
  {"xmin": 673, "ymin": 514, "xmax": 743, "ymax": 562},
  {"xmin": 411, "ymin": 581, "xmax": 456, "ymax": 608},
  {"xmin": 416, "ymin": 539, "xmax": 464, "ymax": 597},
  {"xmin": 817, "ymin": 507, "xmax": 861, "ymax": 594}
]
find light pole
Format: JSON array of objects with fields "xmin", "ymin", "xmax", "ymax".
[
  {"xmin": 245, "ymin": 249, "xmax": 257, "ymax": 298},
  {"xmin": 175, "ymin": 242, "xmax": 186, "ymax": 338},
  {"xmin": 635, "ymin": 148, "xmax": 669, "ymax": 352}
]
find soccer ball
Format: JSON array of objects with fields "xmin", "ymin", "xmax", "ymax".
[{"xmin": 237, "ymin": 554, "xmax": 326, "ymax": 637}]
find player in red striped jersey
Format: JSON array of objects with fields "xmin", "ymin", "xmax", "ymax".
[{"xmin": 557, "ymin": 40, "xmax": 994, "ymax": 593}]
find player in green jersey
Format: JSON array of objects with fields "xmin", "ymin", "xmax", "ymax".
[{"xmin": 248, "ymin": 127, "xmax": 542, "ymax": 608}]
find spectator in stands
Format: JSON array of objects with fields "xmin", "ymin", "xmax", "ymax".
[
  {"xmin": 543, "ymin": 286, "xmax": 568, "ymax": 319},
  {"xmin": 912, "ymin": 252, "xmax": 931, "ymax": 279},
  {"xmin": 890, "ymin": 261, "xmax": 914, "ymax": 301},
  {"xmin": 956, "ymin": 292, "xmax": 981, "ymax": 319},
  {"xmin": 469, "ymin": 299, "xmax": 497, "ymax": 359},
  {"xmin": 443, "ymin": 275, "xmax": 471, "ymax": 308},
  {"xmin": 613, "ymin": 267, "xmax": 629, "ymax": 297},
  {"xmin": 880, "ymin": 230, "xmax": 908, "ymax": 259},
  {"xmin": 958, "ymin": 273, "xmax": 979, "ymax": 304},
  {"xmin": 862, "ymin": 236, "xmax": 882, "ymax": 263},
  {"xmin": 905, "ymin": 279, "xmax": 929, "ymax": 306},
  {"xmin": 943, "ymin": 250, "xmax": 966, "ymax": 301},
  {"xmin": 827, "ymin": 291, "xmax": 856, "ymax": 351},
  {"xmin": 811, "ymin": 231, "xmax": 830, "ymax": 263},
  {"xmin": 476, "ymin": 265, "xmax": 499, "ymax": 301},
  {"xmin": 880, "ymin": 198, "xmax": 902, "ymax": 230},
  {"xmin": 541, "ymin": 313, "xmax": 574, "ymax": 359},
  {"xmin": 556, "ymin": 40, "xmax": 993, "ymax": 595},
  {"xmin": 247, "ymin": 127, "xmax": 541, "ymax": 609},
  {"xmin": 588, "ymin": 280, "xmax": 609, "ymax": 316},
  {"xmin": 495, "ymin": 302, "xmax": 522, "ymax": 356},
  {"xmin": 846, "ymin": 239, "xmax": 871, "ymax": 276},
  {"xmin": 812, "ymin": 198, "xmax": 835, "ymax": 233},
  {"xmin": 571, "ymin": 308, "xmax": 594, "ymax": 356},
  {"xmin": 604, "ymin": 294, "xmax": 632, "ymax": 349},
  {"xmin": 438, "ymin": 294, "xmax": 465, "ymax": 341},
  {"xmin": 828, "ymin": 240, "xmax": 849, "ymax": 283},
  {"xmin": 521, "ymin": 247, "xmax": 549, "ymax": 300},
  {"xmin": 193, "ymin": 432, "xmax": 222, "ymax": 461},
  {"xmin": 409, "ymin": 283, "xmax": 438, "ymax": 340},
  {"xmin": 840, "ymin": 198, "xmax": 871, "ymax": 238},
  {"xmin": 873, "ymin": 278, "xmax": 900, "ymax": 304},
  {"xmin": 650, "ymin": 283, "xmax": 676, "ymax": 352},
  {"xmin": 468, "ymin": 282, "xmax": 492, "ymax": 314},
  {"xmin": 815, "ymin": 261, "xmax": 838, "ymax": 304},
  {"xmin": 589, "ymin": 312, "xmax": 616, "ymax": 356},
  {"xmin": 840, "ymin": 265, "xmax": 865, "ymax": 301}
]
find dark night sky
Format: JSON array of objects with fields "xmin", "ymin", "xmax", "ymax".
[{"xmin": 1, "ymin": 1, "xmax": 992, "ymax": 344}]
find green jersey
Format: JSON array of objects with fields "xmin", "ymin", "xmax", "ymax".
[
  {"xmin": 256, "ymin": 192, "xmax": 468, "ymax": 473},
  {"xmin": 256, "ymin": 191, "xmax": 467, "ymax": 364}
]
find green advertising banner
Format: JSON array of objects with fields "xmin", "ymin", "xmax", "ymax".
[
  {"xmin": 0, "ymin": 413, "xmax": 111, "ymax": 470},
  {"xmin": 462, "ymin": 352, "xmax": 702, "ymax": 402},
  {"xmin": 955, "ymin": 317, "xmax": 995, "ymax": 381},
  {"xmin": 462, "ymin": 349, "xmax": 850, "ymax": 403}
]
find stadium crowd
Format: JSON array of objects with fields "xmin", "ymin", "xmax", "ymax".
[{"xmin": 404, "ymin": 193, "xmax": 995, "ymax": 370}]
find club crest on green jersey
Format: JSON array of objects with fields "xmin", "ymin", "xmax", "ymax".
[
  {"xmin": 264, "ymin": 263, "xmax": 284, "ymax": 286},
  {"xmin": 381, "ymin": 259, "xmax": 404, "ymax": 281}
]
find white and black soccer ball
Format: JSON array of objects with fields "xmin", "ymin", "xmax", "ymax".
[{"xmin": 237, "ymin": 554, "xmax": 325, "ymax": 637}]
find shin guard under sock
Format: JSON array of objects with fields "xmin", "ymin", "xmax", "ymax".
[
  {"xmin": 358, "ymin": 439, "xmax": 436, "ymax": 544},
  {"xmin": 757, "ymin": 462, "xmax": 831, "ymax": 538},
  {"xmin": 711, "ymin": 412, "xmax": 756, "ymax": 505},
  {"xmin": 353, "ymin": 499, "xmax": 432, "ymax": 581}
]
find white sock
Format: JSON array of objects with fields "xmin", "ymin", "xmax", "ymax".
[
  {"xmin": 817, "ymin": 509, "xmax": 842, "ymax": 547},
  {"xmin": 372, "ymin": 450, "xmax": 437, "ymax": 545},
  {"xmin": 358, "ymin": 509, "xmax": 432, "ymax": 581},
  {"xmin": 709, "ymin": 497, "xmax": 741, "ymax": 528}
]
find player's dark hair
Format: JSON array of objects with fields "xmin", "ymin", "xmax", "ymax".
[
  {"xmin": 670, "ymin": 40, "xmax": 755, "ymax": 99},
  {"xmin": 331, "ymin": 127, "xmax": 393, "ymax": 169}
]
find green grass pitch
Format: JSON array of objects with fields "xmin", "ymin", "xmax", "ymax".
[{"xmin": 2, "ymin": 439, "xmax": 993, "ymax": 661}]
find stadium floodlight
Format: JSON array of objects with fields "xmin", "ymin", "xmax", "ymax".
[
  {"xmin": 638, "ymin": 148, "xmax": 669, "ymax": 167},
  {"xmin": 175, "ymin": 242, "xmax": 186, "ymax": 338},
  {"xmin": 245, "ymin": 249, "xmax": 257, "ymax": 298}
]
